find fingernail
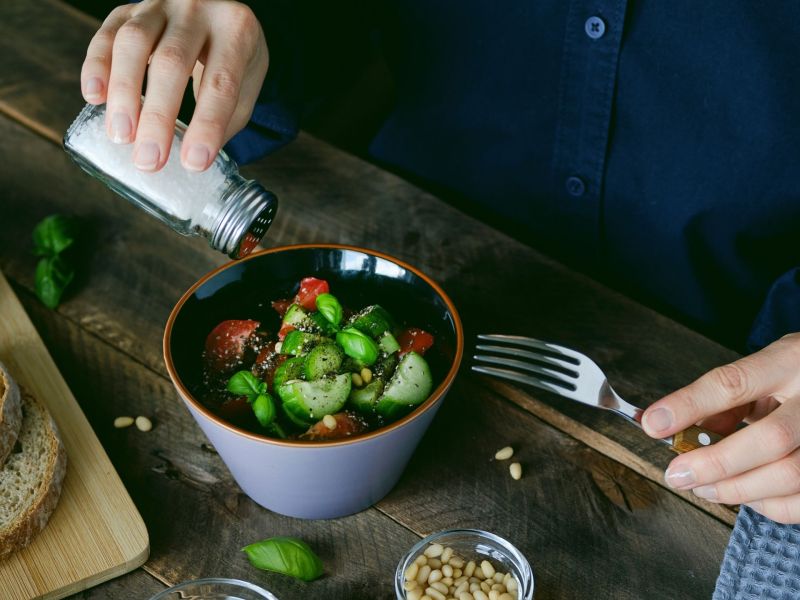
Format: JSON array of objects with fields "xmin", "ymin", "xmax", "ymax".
[
  {"xmin": 134, "ymin": 142, "xmax": 160, "ymax": 171},
  {"xmin": 665, "ymin": 465, "xmax": 696, "ymax": 488},
  {"xmin": 111, "ymin": 112, "xmax": 132, "ymax": 144},
  {"xmin": 644, "ymin": 407, "xmax": 674, "ymax": 434},
  {"xmin": 184, "ymin": 144, "xmax": 209, "ymax": 171},
  {"xmin": 84, "ymin": 77, "xmax": 103, "ymax": 100},
  {"xmin": 692, "ymin": 485, "xmax": 717, "ymax": 500}
]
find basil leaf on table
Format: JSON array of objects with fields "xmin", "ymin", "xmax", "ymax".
[
  {"xmin": 227, "ymin": 371, "xmax": 266, "ymax": 398},
  {"xmin": 252, "ymin": 393, "xmax": 276, "ymax": 427},
  {"xmin": 35, "ymin": 255, "xmax": 75, "ymax": 309},
  {"xmin": 315, "ymin": 293, "xmax": 343, "ymax": 327},
  {"xmin": 336, "ymin": 327, "xmax": 379, "ymax": 366},
  {"xmin": 33, "ymin": 215, "xmax": 76, "ymax": 257},
  {"xmin": 243, "ymin": 536, "xmax": 324, "ymax": 581}
]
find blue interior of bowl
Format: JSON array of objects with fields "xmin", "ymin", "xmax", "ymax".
[{"xmin": 169, "ymin": 247, "xmax": 459, "ymax": 430}]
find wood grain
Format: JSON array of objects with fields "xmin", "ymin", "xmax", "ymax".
[{"xmin": 0, "ymin": 271, "xmax": 149, "ymax": 600}]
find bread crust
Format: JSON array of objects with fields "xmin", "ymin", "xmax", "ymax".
[
  {"xmin": 0, "ymin": 390, "xmax": 67, "ymax": 560},
  {"xmin": 0, "ymin": 361, "xmax": 22, "ymax": 468}
]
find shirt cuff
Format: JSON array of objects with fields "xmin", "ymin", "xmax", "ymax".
[
  {"xmin": 223, "ymin": 99, "xmax": 299, "ymax": 166},
  {"xmin": 746, "ymin": 267, "xmax": 800, "ymax": 352}
]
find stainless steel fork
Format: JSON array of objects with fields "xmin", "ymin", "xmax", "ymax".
[{"xmin": 472, "ymin": 334, "xmax": 722, "ymax": 453}]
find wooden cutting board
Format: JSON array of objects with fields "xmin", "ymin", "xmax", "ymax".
[{"xmin": 0, "ymin": 270, "xmax": 149, "ymax": 599}]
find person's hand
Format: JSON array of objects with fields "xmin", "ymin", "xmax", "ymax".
[
  {"xmin": 641, "ymin": 333, "xmax": 800, "ymax": 524},
  {"xmin": 81, "ymin": 0, "xmax": 268, "ymax": 172}
]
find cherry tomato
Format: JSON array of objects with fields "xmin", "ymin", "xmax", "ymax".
[
  {"xmin": 278, "ymin": 323, "xmax": 295, "ymax": 340},
  {"xmin": 218, "ymin": 396, "xmax": 253, "ymax": 423},
  {"xmin": 301, "ymin": 412, "xmax": 368, "ymax": 441},
  {"xmin": 204, "ymin": 319, "xmax": 260, "ymax": 372},
  {"xmin": 271, "ymin": 298, "xmax": 292, "ymax": 317},
  {"xmin": 294, "ymin": 277, "xmax": 330, "ymax": 311},
  {"xmin": 397, "ymin": 327, "xmax": 435, "ymax": 356}
]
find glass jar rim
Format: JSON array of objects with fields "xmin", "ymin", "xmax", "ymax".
[
  {"xmin": 394, "ymin": 528, "xmax": 535, "ymax": 600},
  {"xmin": 147, "ymin": 577, "xmax": 279, "ymax": 600}
]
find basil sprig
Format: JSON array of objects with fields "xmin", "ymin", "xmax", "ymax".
[
  {"xmin": 242, "ymin": 536, "xmax": 324, "ymax": 581},
  {"xmin": 227, "ymin": 371, "xmax": 284, "ymax": 437},
  {"xmin": 32, "ymin": 215, "xmax": 78, "ymax": 309},
  {"xmin": 315, "ymin": 293, "xmax": 343, "ymax": 327},
  {"xmin": 336, "ymin": 327, "xmax": 379, "ymax": 366}
]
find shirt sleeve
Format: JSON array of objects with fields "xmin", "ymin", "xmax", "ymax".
[{"xmin": 746, "ymin": 267, "xmax": 800, "ymax": 352}]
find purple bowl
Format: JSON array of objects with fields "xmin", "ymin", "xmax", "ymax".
[{"xmin": 164, "ymin": 244, "xmax": 463, "ymax": 519}]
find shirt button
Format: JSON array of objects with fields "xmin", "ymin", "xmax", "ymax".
[
  {"xmin": 566, "ymin": 176, "xmax": 586, "ymax": 197},
  {"xmin": 585, "ymin": 16, "xmax": 606, "ymax": 40}
]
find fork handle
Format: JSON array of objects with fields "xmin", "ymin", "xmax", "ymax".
[{"xmin": 670, "ymin": 425, "xmax": 725, "ymax": 453}]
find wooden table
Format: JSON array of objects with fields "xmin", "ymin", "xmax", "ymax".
[{"xmin": 0, "ymin": 2, "xmax": 740, "ymax": 598}]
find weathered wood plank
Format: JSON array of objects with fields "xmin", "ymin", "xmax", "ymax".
[{"xmin": 17, "ymin": 280, "xmax": 729, "ymax": 600}]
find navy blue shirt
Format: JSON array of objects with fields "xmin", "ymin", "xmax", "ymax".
[{"xmin": 227, "ymin": 1, "xmax": 800, "ymax": 352}]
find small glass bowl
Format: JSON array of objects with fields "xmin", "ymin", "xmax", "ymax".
[
  {"xmin": 148, "ymin": 578, "xmax": 279, "ymax": 600},
  {"xmin": 394, "ymin": 529, "xmax": 535, "ymax": 599}
]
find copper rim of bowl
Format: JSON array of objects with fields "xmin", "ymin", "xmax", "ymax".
[{"xmin": 163, "ymin": 243, "xmax": 464, "ymax": 448}]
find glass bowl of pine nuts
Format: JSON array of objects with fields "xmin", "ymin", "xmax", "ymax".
[{"xmin": 395, "ymin": 529, "xmax": 534, "ymax": 600}]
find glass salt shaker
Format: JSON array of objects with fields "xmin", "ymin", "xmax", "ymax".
[{"xmin": 63, "ymin": 102, "xmax": 278, "ymax": 259}]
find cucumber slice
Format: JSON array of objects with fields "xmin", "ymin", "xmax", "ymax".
[
  {"xmin": 375, "ymin": 352, "xmax": 433, "ymax": 420},
  {"xmin": 278, "ymin": 373, "xmax": 352, "ymax": 423},
  {"xmin": 378, "ymin": 331, "xmax": 400, "ymax": 354},
  {"xmin": 273, "ymin": 356, "xmax": 306, "ymax": 389},
  {"xmin": 348, "ymin": 379, "xmax": 385, "ymax": 414},
  {"xmin": 349, "ymin": 305, "xmax": 396, "ymax": 338},
  {"xmin": 282, "ymin": 303, "xmax": 315, "ymax": 330},
  {"xmin": 304, "ymin": 343, "xmax": 344, "ymax": 380},
  {"xmin": 373, "ymin": 352, "xmax": 399, "ymax": 380},
  {"xmin": 281, "ymin": 330, "xmax": 324, "ymax": 356}
]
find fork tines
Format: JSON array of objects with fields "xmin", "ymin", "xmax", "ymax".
[{"xmin": 471, "ymin": 334, "xmax": 582, "ymax": 398}]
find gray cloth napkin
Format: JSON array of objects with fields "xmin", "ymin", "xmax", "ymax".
[{"xmin": 713, "ymin": 506, "xmax": 800, "ymax": 599}]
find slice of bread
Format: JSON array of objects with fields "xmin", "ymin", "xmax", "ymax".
[
  {"xmin": 0, "ymin": 361, "xmax": 22, "ymax": 468},
  {"xmin": 0, "ymin": 388, "xmax": 67, "ymax": 560}
]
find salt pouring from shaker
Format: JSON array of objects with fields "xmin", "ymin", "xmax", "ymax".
[{"xmin": 63, "ymin": 102, "xmax": 278, "ymax": 259}]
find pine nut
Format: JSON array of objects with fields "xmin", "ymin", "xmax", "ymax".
[
  {"xmin": 499, "ymin": 595, "xmax": 514, "ymax": 600},
  {"xmin": 465, "ymin": 561, "xmax": 476, "ymax": 577},
  {"xmin": 455, "ymin": 581, "xmax": 469, "ymax": 595},
  {"xmin": 360, "ymin": 367, "xmax": 373, "ymax": 383},
  {"xmin": 474, "ymin": 591, "xmax": 489, "ymax": 600},
  {"xmin": 481, "ymin": 560, "xmax": 496, "ymax": 578},
  {"xmin": 509, "ymin": 462, "xmax": 522, "ymax": 480},
  {"xmin": 506, "ymin": 578, "xmax": 519, "ymax": 592},
  {"xmin": 431, "ymin": 581, "xmax": 449, "ymax": 594},
  {"xmin": 114, "ymin": 416, "xmax": 134, "ymax": 428},
  {"xmin": 415, "ymin": 555, "xmax": 428, "ymax": 566},
  {"xmin": 419, "ymin": 596, "xmax": 431, "ymax": 600},
  {"xmin": 442, "ymin": 546, "xmax": 454, "ymax": 563},
  {"xmin": 425, "ymin": 587, "xmax": 446, "ymax": 600},
  {"xmin": 489, "ymin": 591, "xmax": 500, "ymax": 600},
  {"xmin": 428, "ymin": 558, "xmax": 442, "ymax": 569},
  {"xmin": 470, "ymin": 583, "xmax": 481, "ymax": 593},
  {"xmin": 323, "ymin": 414, "xmax": 337, "ymax": 430},
  {"xmin": 406, "ymin": 563, "xmax": 419, "ymax": 581},
  {"xmin": 135, "ymin": 416, "xmax": 153, "ymax": 432},
  {"xmin": 494, "ymin": 446, "xmax": 514, "ymax": 460},
  {"xmin": 458, "ymin": 593, "xmax": 474, "ymax": 600},
  {"xmin": 404, "ymin": 580, "xmax": 419, "ymax": 591},
  {"xmin": 417, "ymin": 565, "xmax": 431, "ymax": 585},
  {"xmin": 491, "ymin": 583, "xmax": 504, "ymax": 591},
  {"xmin": 450, "ymin": 557, "xmax": 465, "ymax": 569},
  {"xmin": 429, "ymin": 569, "xmax": 443, "ymax": 583},
  {"xmin": 351, "ymin": 373, "xmax": 363, "ymax": 387},
  {"xmin": 407, "ymin": 591, "xmax": 422, "ymax": 600},
  {"xmin": 453, "ymin": 568, "xmax": 463, "ymax": 578},
  {"xmin": 493, "ymin": 572, "xmax": 504, "ymax": 583},
  {"xmin": 442, "ymin": 564, "xmax": 453, "ymax": 578},
  {"xmin": 441, "ymin": 576, "xmax": 453, "ymax": 586},
  {"xmin": 274, "ymin": 341, "xmax": 283, "ymax": 353},
  {"xmin": 425, "ymin": 543, "xmax": 444, "ymax": 558}
]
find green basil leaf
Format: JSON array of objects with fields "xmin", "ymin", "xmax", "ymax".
[
  {"xmin": 268, "ymin": 421, "xmax": 287, "ymax": 439},
  {"xmin": 227, "ymin": 371, "xmax": 265, "ymax": 399},
  {"xmin": 243, "ymin": 536, "xmax": 324, "ymax": 581},
  {"xmin": 310, "ymin": 311, "xmax": 338, "ymax": 335},
  {"xmin": 336, "ymin": 327, "xmax": 379, "ymax": 366},
  {"xmin": 252, "ymin": 393, "xmax": 276, "ymax": 427},
  {"xmin": 35, "ymin": 255, "xmax": 75, "ymax": 309},
  {"xmin": 33, "ymin": 215, "xmax": 76, "ymax": 257},
  {"xmin": 315, "ymin": 293, "xmax": 343, "ymax": 327}
]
